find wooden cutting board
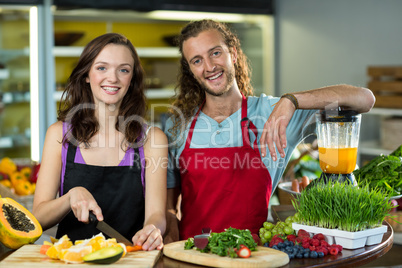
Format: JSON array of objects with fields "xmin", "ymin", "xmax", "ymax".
[
  {"xmin": 163, "ymin": 241, "xmax": 289, "ymax": 268},
  {"xmin": 1, "ymin": 245, "xmax": 161, "ymax": 267}
]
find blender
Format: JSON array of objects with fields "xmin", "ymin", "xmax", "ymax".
[{"xmin": 315, "ymin": 110, "xmax": 361, "ymax": 184}]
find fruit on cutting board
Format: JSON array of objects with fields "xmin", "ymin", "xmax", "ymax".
[
  {"xmin": 83, "ymin": 246, "xmax": 124, "ymax": 264},
  {"xmin": 0, "ymin": 196, "xmax": 42, "ymax": 249},
  {"xmin": 42, "ymin": 233, "xmax": 127, "ymax": 264}
]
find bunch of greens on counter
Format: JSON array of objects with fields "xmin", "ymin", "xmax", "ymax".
[
  {"xmin": 184, "ymin": 227, "xmax": 257, "ymax": 258},
  {"xmin": 353, "ymin": 145, "xmax": 402, "ymax": 197},
  {"xmin": 292, "ymin": 180, "xmax": 395, "ymax": 232}
]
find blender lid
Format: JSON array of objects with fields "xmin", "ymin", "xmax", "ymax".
[{"xmin": 318, "ymin": 109, "xmax": 360, "ymax": 122}]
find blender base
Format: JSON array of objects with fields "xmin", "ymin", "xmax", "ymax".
[{"xmin": 319, "ymin": 173, "xmax": 356, "ymax": 185}]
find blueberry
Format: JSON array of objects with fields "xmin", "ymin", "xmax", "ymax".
[
  {"xmin": 317, "ymin": 251, "xmax": 325, "ymax": 258},
  {"xmin": 272, "ymin": 245, "xmax": 279, "ymax": 250},
  {"xmin": 288, "ymin": 241, "xmax": 294, "ymax": 246},
  {"xmin": 263, "ymin": 242, "xmax": 269, "ymax": 247},
  {"xmin": 303, "ymin": 248, "xmax": 310, "ymax": 254},
  {"xmin": 296, "ymin": 253, "xmax": 303, "ymax": 258},
  {"xmin": 285, "ymin": 246, "xmax": 293, "ymax": 252},
  {"xmin": 277, "ymin": 242, "xmax": 285, "ymax": 249},
  {"xmin": 284, "ymin": 240, "xmax": 291, "ymax": 246},
  {"xmin": 310, "ymin": 251, "xmax": 318, "ymax": 258},
  {"xmin": 303, "ymin": 252, "xmax": 310, "ymax": 258},
  {"xmin": 288, "ymin": 253, "xmax": 295, "ymax": 259},
  {"xmin": 292, "ymin": 247, "xmax": 299, "ymax": 254}
]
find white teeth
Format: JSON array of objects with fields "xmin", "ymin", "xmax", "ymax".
[
  {"xmin": 207, "ymin": 72, "xmax": 223, "ymax": 80},
  {"xmin": 102, "ymin": 86, "xmax": 118, "ymax": 92}
]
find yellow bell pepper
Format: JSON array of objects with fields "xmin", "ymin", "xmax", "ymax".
[
  {"xmin": 10, "ymin": 171, "xmax": 26, "ymax": 188},
  {"xmin": 14, "ymin": 180, "xmax": 33, "ymax": 196},
  {"xmin": 0, "ymin": 157, "xmax": 17, "ymax": 177},
  {"xmin": 20, "ymin": 167, "xmax": 32, "ymax": 180},
  {"xmin": 0, "ymin": 179, "xmax": 12, "ymax": 188}
]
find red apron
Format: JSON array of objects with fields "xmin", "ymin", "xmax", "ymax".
[{"xmin": 179, "ymin": 95, "xmax": 272, "ymax": 239}]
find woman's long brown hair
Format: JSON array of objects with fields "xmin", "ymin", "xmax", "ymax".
[
  {"xmin": 168, "ymin": 19, "xmax": 253, "ymax": 145},
  {"xmin": 57, "ymin": 33, "xmax": 146, "ymax": 149}
]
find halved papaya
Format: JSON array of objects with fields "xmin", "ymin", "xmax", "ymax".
[{"xmin": 0, "ymin": 196, "xmax": 42, "ymax": 249}]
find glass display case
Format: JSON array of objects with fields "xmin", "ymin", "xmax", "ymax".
[{"xmin": 0, "ymin": 6, "xmax": 31, "ymax": 159}]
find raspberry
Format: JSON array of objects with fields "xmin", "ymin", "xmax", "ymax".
[
  {"xmin": 329, "ymin": 247, "xmax": 339, "ymax": 256},
  {"xmin": 320, "ymin": 240, "xmax": 329, "ymax": 247},
  {"xmin": 309, "ymin": 246, "xmax": 316, "ymax": 251},
  {"xmin": 287, "ymin": 234, "xmax": 297, "ymax": 243},
  {"xmin": 313, "ymin": 233, "xmax": 325, "ymax": 241},
  {"xmin": 301, "ymin": 237, "xmax": 310, "ymax": 244},
  {"xmin": 310, "ymin": 239, "xmax": 320, "ymax": 247},
  {"xmin": 321, "ymin": 247, "xmax": 329, "ymax": 256},
  {"xmin": 302, "ymin": 242, "xmax": 310, "ymax": 249}
]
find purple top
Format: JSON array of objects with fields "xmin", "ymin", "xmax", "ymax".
[{"xmin": 60, "ymin": 122, "xmax": 146, "ymax": 195}]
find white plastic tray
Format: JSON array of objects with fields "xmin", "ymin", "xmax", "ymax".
[{"xmin": 292, "ymin": 223, "xmax": 387, "ymax": 249}]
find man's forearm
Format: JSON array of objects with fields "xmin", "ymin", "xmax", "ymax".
[{"xmin": 292, "ymin": 84, "xmax": 375, "ymax": 113}]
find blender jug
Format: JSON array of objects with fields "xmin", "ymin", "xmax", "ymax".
[{"xmin": 315, "ymin": 110, "xmax": 361, "ymax": 183}]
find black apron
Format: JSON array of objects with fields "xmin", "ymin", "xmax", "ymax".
[{"xmin": 56, "ymin": 144, "xmax": 145, "ymax": 242}]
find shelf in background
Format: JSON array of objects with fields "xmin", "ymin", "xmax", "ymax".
[
  {"xmin": 368, "ymin": 107, "xmax": 402, "ymax": 116},
  {"xmin": 53, "ymin": 88, "xmax": 175, "ymax": 101},
  {"xmin": 359, "ymin": 140, "xmax": 393, "ymax": 156},
  {"xmin": 53, "ymin": 46, "xmax": 180, "ymax": 58},
  {"xmin": 0, "ymin": 48, "xmax": 30, "ymax": 63}
]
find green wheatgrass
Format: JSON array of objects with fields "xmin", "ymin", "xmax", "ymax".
[{"xmin": 292, "ymin": 180, "xmax": 394, "ymax": 232}]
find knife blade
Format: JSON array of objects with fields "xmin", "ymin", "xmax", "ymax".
[{"xmin": 89, "ymin": 212, "xmax": 133, "ymax": 246}]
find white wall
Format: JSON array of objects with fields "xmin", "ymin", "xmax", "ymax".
[{"xmin": 274, "ymin": 0, "xmax": 402, "ymax": 94}]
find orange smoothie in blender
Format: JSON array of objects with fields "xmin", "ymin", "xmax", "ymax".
[{"xmin": 318, "ymin": 147, "xmax": 358, "ymax": 174}]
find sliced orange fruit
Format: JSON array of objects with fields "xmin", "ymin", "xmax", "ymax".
[
  {"xmin": 40, "ymin": 244, "xmax": 51, "ymax": 255},
  {"xmin": 45, "ymin": 235, "xmax": 73, "ymax": 259},
  {"xmin": 60, "ymin": 244, "xmax": 93, "ymax": 264}
]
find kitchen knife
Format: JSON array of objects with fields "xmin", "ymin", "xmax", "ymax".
[{"xmin": 89, "ymin": 212, "xmax": 133, "ymax": 246}]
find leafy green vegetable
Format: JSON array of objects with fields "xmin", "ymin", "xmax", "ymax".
[
  {"xmin": 184, "ymin": 237, "xmax": 194, "ymax": 249},
  {"xmin": 353, "ymin": 145, "xmax": 402, "ymax": 196},
  {"xmin": 293, "ymin": 154, "xmax": 321, "ymax": 179},
  {"xmin": 183, "ymin": 227, "xmax": 257, "ymax": 258}
]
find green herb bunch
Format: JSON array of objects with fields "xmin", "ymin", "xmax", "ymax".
[
  {"xmin": 184, "ymin": 227, "xmax": 257, "ymax": 258},
  {"xmin": 353, "ymin": 145, "xmax": 402, "ymax": 197},
  {"xmin": 292, "ymin": 180, "xmax": 395, "ymax": 232}
]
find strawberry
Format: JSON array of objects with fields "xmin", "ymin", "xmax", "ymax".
[
  {"xmin": 297, "ymin": 229, "xmax": 310, "ymax": 238},
  {"xmin": 237, "ymin": 246, "xmax": 251, "ymax": 258}
]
